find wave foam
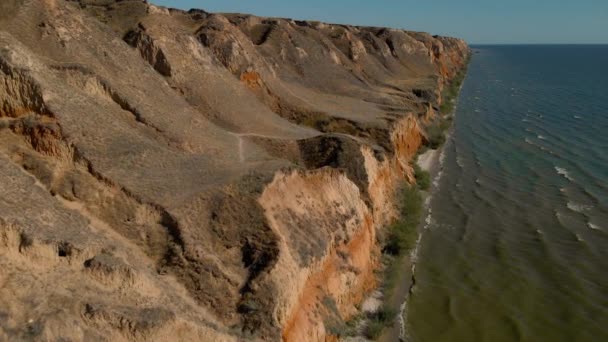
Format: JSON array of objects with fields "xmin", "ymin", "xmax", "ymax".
[
  {"xmin": 588, "ymin": 222, "xmax": 601, "ymax": 230},
  {"xmin": 432, "ymin": 170, "xmax": 443, "ymax": 188},
  {"xmin": 566, "ymin": 202, "xmax": 592, "ymax": 213},
  {"xmin": 439, "ymin": 149, "xmax": 446, "ymax": 166},
  {"xmin": 555, "ymin": 167, "xmax": 574, "ymax": 181}
]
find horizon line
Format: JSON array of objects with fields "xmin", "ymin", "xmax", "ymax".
[
  {"xmin": 470, "ymin": 43, "xmax": 608, "ymax": 46},
  {"xmin": 149, "ymin": 2, "xmax": 608, "ymax": 46}
]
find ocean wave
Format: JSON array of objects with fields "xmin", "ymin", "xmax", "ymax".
[
  {"xmin": 432, "ymin": 170, "xmax": 443, "ymax": 188},
  {"xmin": 555, "ymin": 167, "xmax": 574, "ymax": 181},
  {"xmin": 523, "ymin": 137, "xmax": 560, "ymax": 160},
  {"xmin": 566, "ymin": 202, "xmax": 592, "ymax": 213},
  {"xmin": 424, "ymin": 208, "xmax": 433, "ymax": 229},
  {"xmin": 574, "ymin": 115, "xmax": 582, "ymax": 119},
  {"xmin": 537, "ymin": 135, "xmax": 546, "ymax": 140},
  {"xmin": 588, "ymin": 222, "xmax": 601, "ymax": 230}
]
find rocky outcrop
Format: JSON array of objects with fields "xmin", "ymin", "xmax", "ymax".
[{"xmin": 0, "ymin": 1, "xmax": 469, "ymax": 340}]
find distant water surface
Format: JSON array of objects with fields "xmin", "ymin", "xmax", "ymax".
[{"xmin": 407, "ymin": 45, "xmax": 608, "ymax": 342}]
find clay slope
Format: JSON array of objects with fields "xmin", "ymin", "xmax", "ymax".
[{"xmin": 0, "ymin": 0, "xmax": 469, "ymax": 340}]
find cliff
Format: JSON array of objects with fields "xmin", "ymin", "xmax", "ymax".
[{"xmin": 0, "ymin": 1, "xmax": 469, "ymax": 340}]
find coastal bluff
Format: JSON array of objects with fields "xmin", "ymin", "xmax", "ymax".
[{"xmin": 0, "ymin": 0, "xmax": 469, "ymax": 340}]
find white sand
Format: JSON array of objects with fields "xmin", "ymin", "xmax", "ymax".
[{"xmin": 417, "ymin": 149, "xmax": 438, "ymax": 172}]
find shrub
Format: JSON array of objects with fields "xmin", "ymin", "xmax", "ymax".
[
  {"xmin": 323, "ymin": 296, "xmax": 359, "ymax": 338},
  {"xmin": 370, "ymin": 185, "xmax": 424, "ymax": 339},
  {"xmin": 440, "ymin": 66, "xmax": 467, "ymax": 115},
  {"xmin": 413, "ymin": 163, "xmax": 431, "ymax": 191},
  {"xmin": 383, "ymin": 186, "xmax": 422, "ymax": 256},
  {"xmin": 364, "ymin": 306, "xmax": 398, "ymax": 339},
  {"xmin": 426, "ymin": 121, "xmax": 447, "ymax": 149},
  {"xmin": 365, "ymin": 319, "xmax": 385, "ymax": 340},
  {"xmin": 327, "ymin": 313, "xmax": 363, "ymax": 338},
  {"xmin": 425, "ymin": 113, "xmax": 454, "ymax": 149}
]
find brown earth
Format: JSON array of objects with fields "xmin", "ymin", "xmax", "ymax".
[{"xmin": 0, "ymin": 1, "xmax": 469, "ymax": 340}]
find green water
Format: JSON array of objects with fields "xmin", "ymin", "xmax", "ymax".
[{"xmin": 407, "ymin": 45, "xmax": 608, "ymax": 342}]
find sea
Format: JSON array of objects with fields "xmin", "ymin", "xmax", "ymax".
[{"xmin": 407, "ymin": 45, "xmax": 608, "ymax": 342}]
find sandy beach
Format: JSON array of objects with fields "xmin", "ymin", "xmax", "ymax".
[{"xmin": 417, "ymin": 148, "xmax": 441, "ymax": 173}]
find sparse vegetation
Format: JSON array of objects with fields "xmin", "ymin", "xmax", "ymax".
[
  {"xmin": 364, "ymin": 306, "xmax": 398, "ymax": 339},
  {"xmin": 310, "ymin": 58, "xmax": 470, "ymax": 340},
  {"xmin": 323, "ymin": 296, "xmax": 362, "ymax": 338},
  {"xmin": 425, "ymin": 114, "xmax": 454, "ymax": 149},
  {"xmin": 322, "ymin": 184, "xmax": 425, "ymax": 339},
  {"xmin": 358, "ymin": 184, "xmax": 425, "ymax": 339},
  {"xmin": 413, "ymin": 163, "xmax": 431, "ymax": 191},
  {"xmin": 322, "ymin": 296, "xmax": 346, "ymax": 336},
  {"xmin": 427, "ymin": 57, "xmax": 469, "ymax": 149},
  {"xmin": 367, "ymin": 61, "xmax": 470, "ymax": 332},
  {"xmin": 326, "ymin": 312, "xmax": 364, "ymax": 338},
  {"xmin": 299, "ymin": 111, "xmax": 360, "ymax": 136},
  {"xmin": 309, "ymin": 58, "xmax": 470, "ymax": 341},
  {"xmin": 383, "ymin": 185, "xmax": 423, "ymax": 256},
  {"xmin": 440, "ymin": 61, "xmax": 469, "ymax": 115}
]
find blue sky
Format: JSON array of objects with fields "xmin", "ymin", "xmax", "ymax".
[{"xmin": 150, "ymin": 1, "xmax": 608, "ymax": 44}]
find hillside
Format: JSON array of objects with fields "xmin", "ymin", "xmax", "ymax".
[{"xmin": 0, "ymin": 1, "xmax": 469, "ymax": 340}]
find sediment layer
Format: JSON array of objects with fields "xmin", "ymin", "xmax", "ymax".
[{"xmin": 0, "ymin": 1, "xmax": 469, "ymax": 340}]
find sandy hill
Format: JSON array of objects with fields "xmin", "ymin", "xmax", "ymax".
[{"xmin": 0, "ymin": 1, "xmax": 469, "ymax": 340}]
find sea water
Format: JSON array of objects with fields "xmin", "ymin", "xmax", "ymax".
[{"xmin": 407, "ymin": 45, "xmax": 608, "ymax": 342}]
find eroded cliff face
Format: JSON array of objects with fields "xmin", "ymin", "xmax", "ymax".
[{"xmin": 0, "ymin": 1, "xmax": 469, "ymax": 340}]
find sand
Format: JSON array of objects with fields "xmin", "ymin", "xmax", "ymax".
[{"xmin": 417, "ymin": 148, "xmax": 440, "ymax": 173}]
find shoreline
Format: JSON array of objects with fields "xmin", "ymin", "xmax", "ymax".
[
  {"xmin": 378, "ymin": 76, "xmax": 467, "ymax": 341},
  {"xmin": 344, "ymin": 58, "xmax": 469, "ymax": 341},
  {"xmin": 377, "ymin": 141, "xmax": 447, "ymax": 342},
  {"xmin": 343, "ymin": 143, "xmax": 447, "ymax": 342}
]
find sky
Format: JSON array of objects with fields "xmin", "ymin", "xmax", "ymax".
[{"xmin": 149, "ymin": 0, "xmax": 608, "ymax": 44}]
